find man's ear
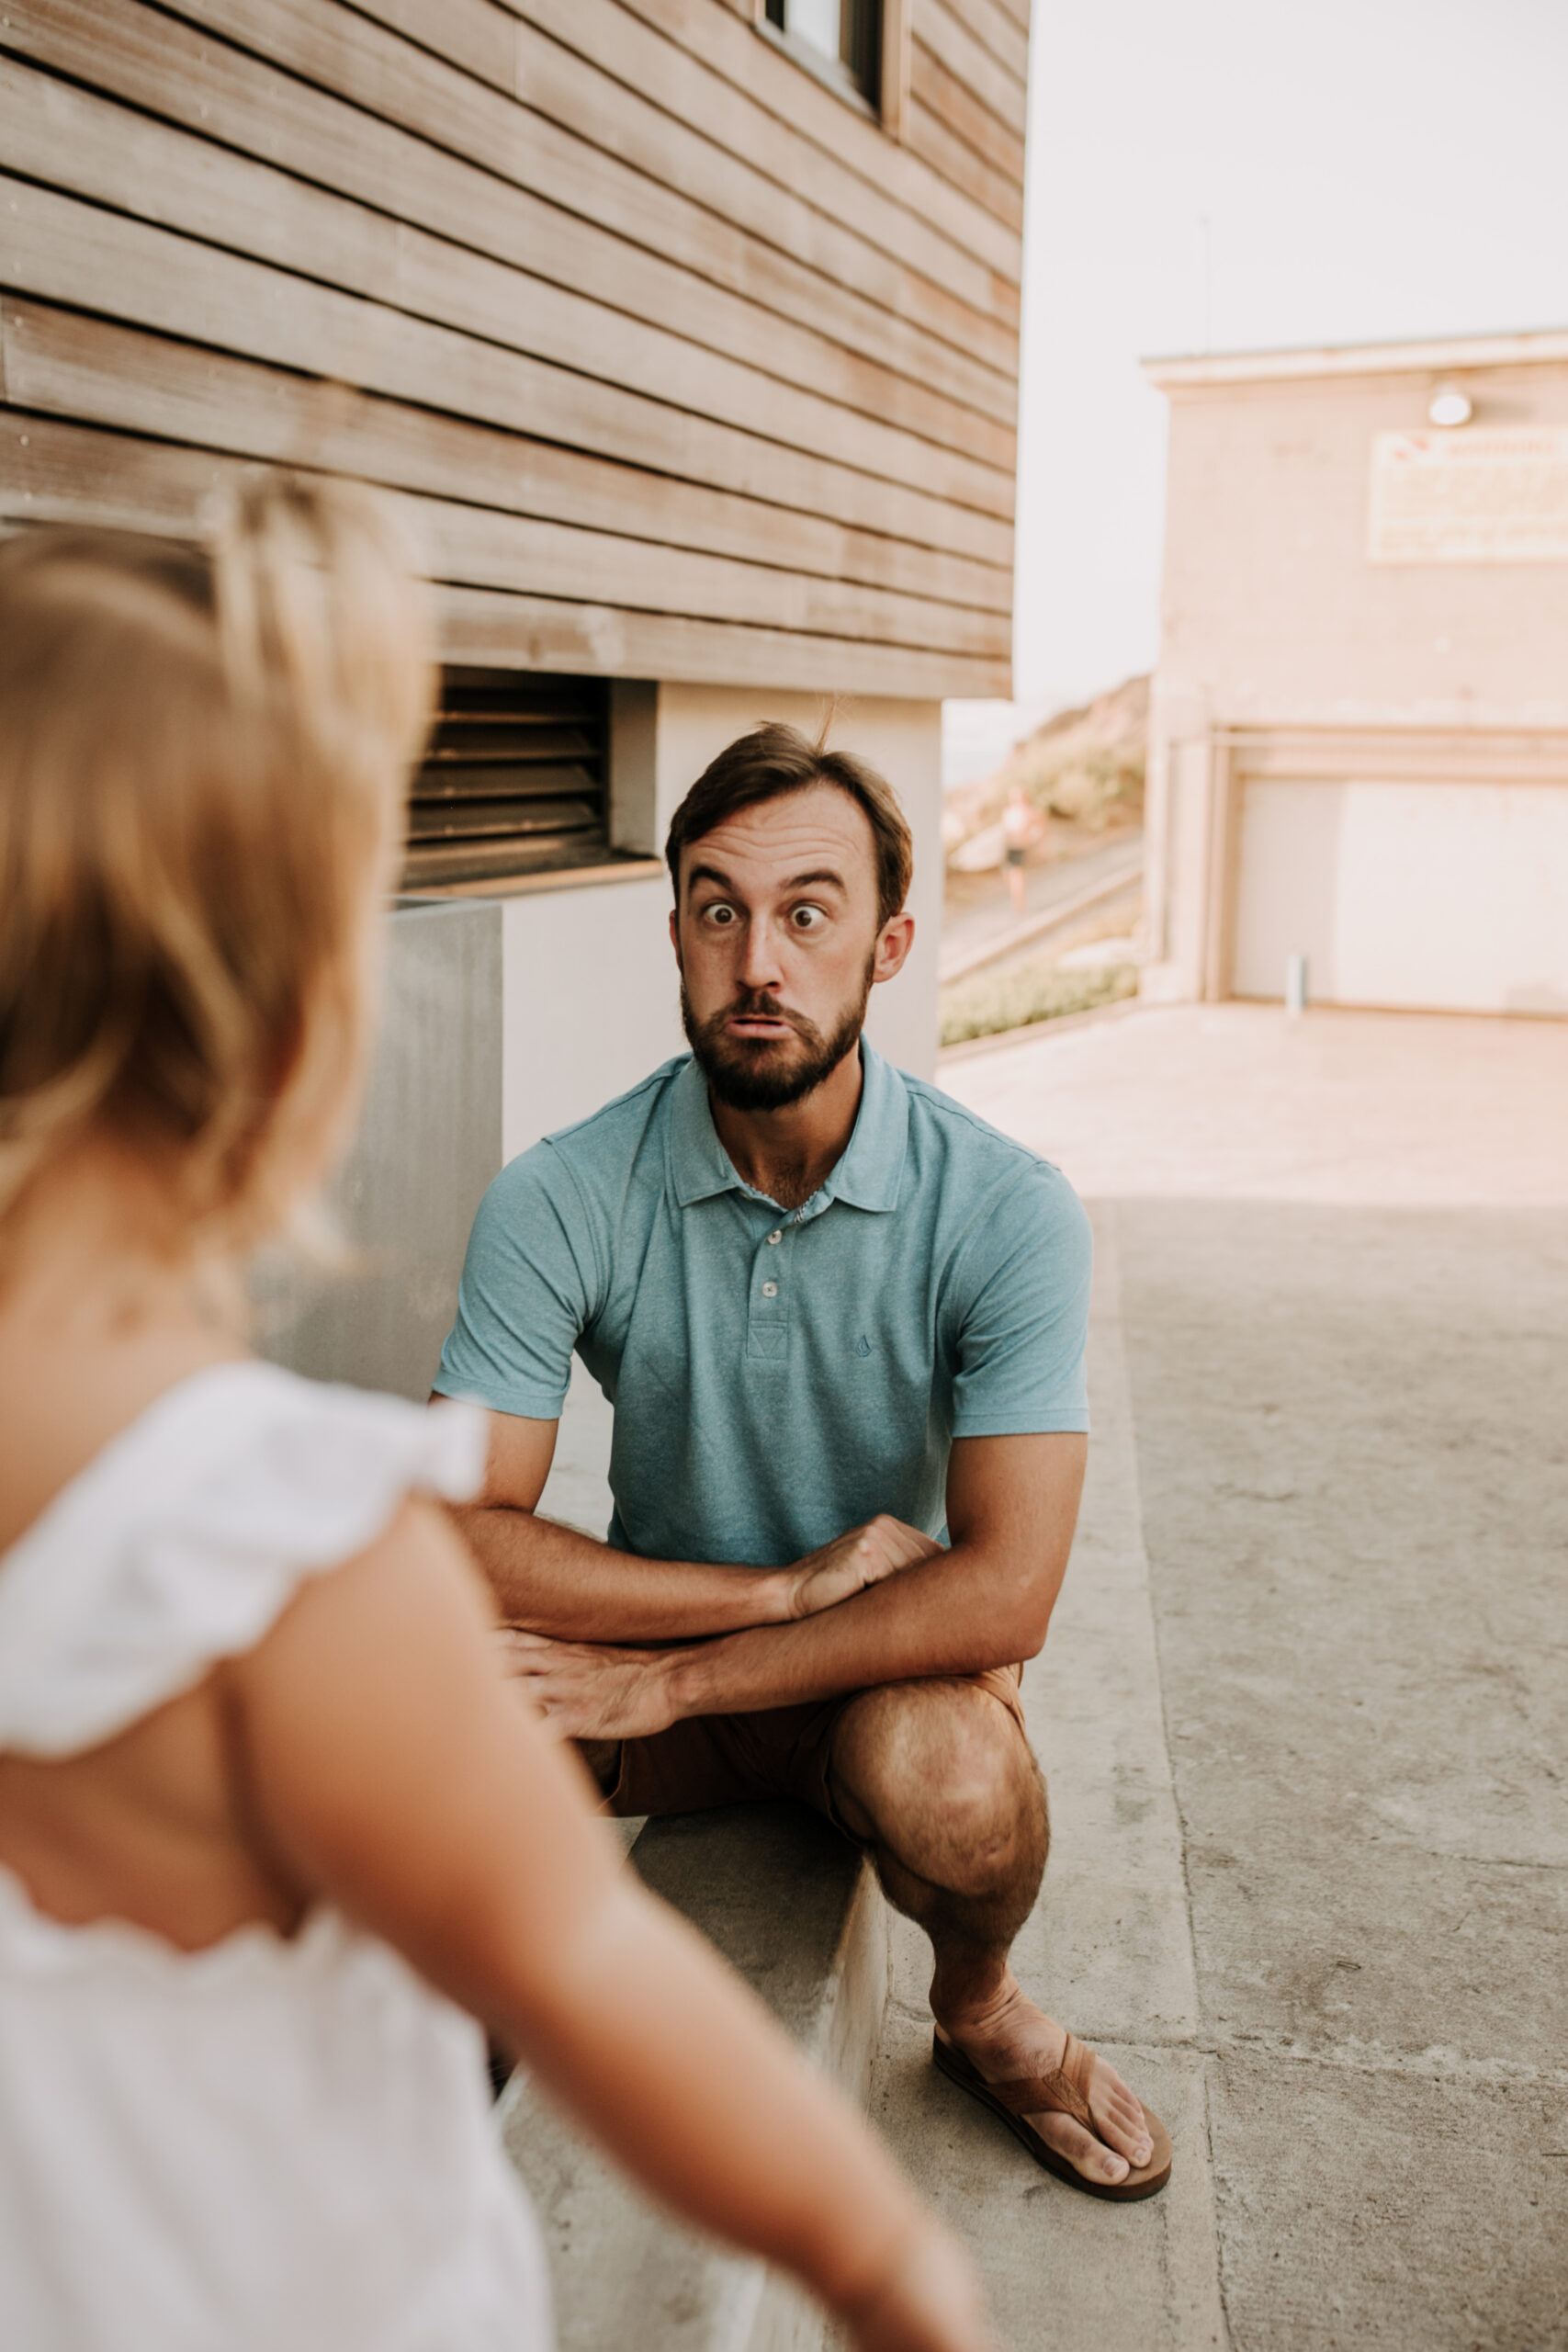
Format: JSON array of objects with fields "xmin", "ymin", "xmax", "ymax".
[
  {"xmin": 872, "ymin": 911, "xmax": 916, "ymax": 986},
  {"xmin": 668, "ymin": 905, "xmax": 682, "ymax": 966}
]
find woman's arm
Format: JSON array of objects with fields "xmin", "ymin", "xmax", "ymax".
[{"xmin": 227, "ymin": 1499, "xmax": 989, "ymax": 2352}]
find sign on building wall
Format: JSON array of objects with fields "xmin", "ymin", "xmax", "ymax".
[{"xmin": 1367, "ymin": 427, "xmax": 1568, "ymax": 563}]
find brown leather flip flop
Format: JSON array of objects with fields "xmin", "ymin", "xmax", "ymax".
[{"xmin": 932, "ymin": 2025, "xmax": 1173, "ymax": 2202}]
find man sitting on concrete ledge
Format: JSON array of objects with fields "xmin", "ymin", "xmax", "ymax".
[{"xmin": 434, "ymin": 723, "xmax": 1171, "ymax": 2202}]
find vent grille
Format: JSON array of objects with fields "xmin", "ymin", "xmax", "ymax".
[{"xmin": 403, "ymin": 669, "xmax": 610, "ymax": 889}]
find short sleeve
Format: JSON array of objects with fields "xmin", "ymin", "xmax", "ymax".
[
  {"xmin": 0, "ymin": 1366, "xmax": 491, "ymax": 1759},
  {"xmin": 434, "ymin": 1144, "xmax": 601, "ymax": 1421},
  {"xmin": 948, "ymin": 1167, "xmax": 1092, "ymax": 1438}
]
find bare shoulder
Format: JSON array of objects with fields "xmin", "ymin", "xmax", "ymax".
[{"xmin": 231, "ymin": 1493, "xmax": 496, "ymax": 1703}]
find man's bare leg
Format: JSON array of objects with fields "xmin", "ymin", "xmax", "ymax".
[{"xmin": 828, "ymin": 1678, "xmax": 1154, "ymax": 2188}]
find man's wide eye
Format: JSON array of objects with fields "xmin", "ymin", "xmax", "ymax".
[
  {"xmin": 705, "ymin": 903, "xmax": 736, "ymax": 925},
  {"xmin": 792, "ymin": 905, "xmax": 826, "ymax": 931}
]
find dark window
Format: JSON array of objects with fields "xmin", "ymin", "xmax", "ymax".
[
  {"xmin": 764, "ymin": 0, "xmax": 880, "ymax": 109},
  {"xmin": 403, "ymin": 668, "xmax": 611, "ymax": 890}
]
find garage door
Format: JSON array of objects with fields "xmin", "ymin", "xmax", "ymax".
[{"xmin": 1232, "ymin": 777, "xmax": 1568, "ymax": 1015}]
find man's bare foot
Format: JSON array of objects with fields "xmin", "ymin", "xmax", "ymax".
[{"xmin": 932, "ymin": 1973, "xmax": 1153, "ymax": 2188}]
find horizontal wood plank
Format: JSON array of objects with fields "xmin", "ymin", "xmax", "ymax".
[
  {"xmin": 1, "ymin": 302, "xmax": 1014, "ymax": 612},
  {"xmin": 164, "ymin": 0, "xmax": 1021, "ymax": 375},
  {"xmin": 0, "ymin": 413, "xmax": 1007, "ymax": 693},
  {"xmin": 0, "ymin": 180, "xmax": 1016, "ymax": 562},
  {"xmin": 510, "ymin": 0, "xmax": 1021, "ymax": 288},
  {"xmin": 0, "ymin": 413, "xmax": 1011, "ymax": 657},
  {"xmin": 435, "ymin": 584, "xmax": 1010, "ymax": 697},
  {"xmin": 617, "ymin": 0, "xmax": 1029, "ymax": 287},
  {"xmin": 4, "ymin": 0, "xmax": 1018, "ymax": 432},
  {"xmin": 183, "ymin": 0, "xmax": 1013, "ymax": 334},
  {"xmin": 913, "ymin": 0, "xmax": 1029, "ymax": 139},
  {"xmin": 930, "ymin": 0, "xmax": 1032, "ymax": 85},
  {"xmin": 907, "ymin": 94, "xmax": 1025, "ymax": 228},
  {"xmin": 0, "ymin": 62, "xmax": 1016, "ymax": 503},
  {"xmin": 911, "ymin": 36, "xmax": 1027, "ymax": 185}
]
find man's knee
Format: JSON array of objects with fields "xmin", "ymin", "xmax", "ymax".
[{"xmin": 831, "ymin": 1679, "xmax": 1045, "ymax": 1896}]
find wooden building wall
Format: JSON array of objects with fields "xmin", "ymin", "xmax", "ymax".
[{"xmin": 0, "ymin": 0, "xmax": 1030, "ymax": 698}]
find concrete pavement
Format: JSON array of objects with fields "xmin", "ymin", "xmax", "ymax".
[{"xmin": 926, "ymin": 1005, "xmax": 1568, "ymax": 2351}]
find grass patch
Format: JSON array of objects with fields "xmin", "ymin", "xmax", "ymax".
[{"xmin": 940, "ymin": 957, "xmax": 1136, "ymax": 1048}]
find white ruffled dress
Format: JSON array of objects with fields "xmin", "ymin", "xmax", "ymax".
[{"xmin": 0, "ymin": 1362, "xmax": 553, "ymax": 2352}]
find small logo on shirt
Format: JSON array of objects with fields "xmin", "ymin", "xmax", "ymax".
[{"xmin": 854, "ymin": 1334, "xmax": 873, "ymax": 1357}]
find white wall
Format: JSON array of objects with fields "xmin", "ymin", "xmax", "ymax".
[
  {"xmin": 500, "ymin": 684, "xmax": 944, "ymax": 1163},
  {"xmin": 1233, "ymin": 777, "xmax": 1568, "ymax": 1015},
  {"xmin": 501, "ymin": 876, "xmax": 683, "ymax": 1163}
]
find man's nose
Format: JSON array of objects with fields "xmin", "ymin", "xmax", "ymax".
[{"xmin": 736, "ymin": 918, "xmax": 784, "ymax": 993}]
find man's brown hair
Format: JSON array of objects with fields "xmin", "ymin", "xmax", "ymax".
[{"xmin": 665, "ymin": 722, "xmax": 913, "ymax": 929}]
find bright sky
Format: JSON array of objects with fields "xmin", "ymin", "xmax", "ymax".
[{"xmin": 946, "ymin": 0, "xmax": 1568, "ymax": 786}]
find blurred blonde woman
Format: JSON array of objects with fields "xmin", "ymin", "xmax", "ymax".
[{"xmin": 0, "ymin": 477, "xmax": 991, "ymax": 2352}]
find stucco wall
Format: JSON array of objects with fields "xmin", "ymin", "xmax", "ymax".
[
  {"xmin": 1157, "ymin": 362, "xmax": 1568, "ymax": 728},
  {"xmin": 1144, "ymin": 350, "xmax": 1568, "ymax": 1009}
]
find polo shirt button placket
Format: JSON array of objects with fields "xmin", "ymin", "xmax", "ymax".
[{"xmin": 748, "ymin": 1218, "xmax": 791, "ymax": 1363}]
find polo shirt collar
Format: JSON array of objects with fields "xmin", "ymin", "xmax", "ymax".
[{"xmin": 668, "ymin": 1041, "xmax": 908, "ymax": 1214}]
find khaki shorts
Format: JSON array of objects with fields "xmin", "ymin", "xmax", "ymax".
[{"xmin": 599, "ymin": 1663, "xmax": 1028, "ymax": 1838}]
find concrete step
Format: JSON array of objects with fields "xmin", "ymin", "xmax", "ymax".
[{"xmin": 500, "ymin": 1803, "xmax": 888, "ymax": 2352}]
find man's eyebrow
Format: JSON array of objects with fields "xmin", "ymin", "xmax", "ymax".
[{"xmin": 684, "ymin": 864, "xmax": 849, "ymax": 895}]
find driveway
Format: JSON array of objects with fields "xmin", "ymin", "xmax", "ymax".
[{"xmin": 871, "ymin": 1005, "xmax": 1568, "ymax": 2351}]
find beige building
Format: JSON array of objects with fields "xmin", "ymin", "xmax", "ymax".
[
  {"xmin": 1140, "ymin": 330, "xmax": 1568, "ymax": 1017},
  {"xmin": 1, "ymin": 0, "xmax": 1031, "ymax": 1144}
]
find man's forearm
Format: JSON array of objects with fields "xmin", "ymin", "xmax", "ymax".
[
  {"xmin": 666, "ymin": 1538, "xmax": 1055, "ymax": 1720},
  {"xmin": 457, "ymin": 1503, "xmax": 791, "ymax": 1642}
]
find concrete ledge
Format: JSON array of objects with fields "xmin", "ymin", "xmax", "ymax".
[{"xmin": 500, "ymin": 1804, "xmax": 888, "ymax": 2352}]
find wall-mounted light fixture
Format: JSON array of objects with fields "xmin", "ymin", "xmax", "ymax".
[{"xmin": 1427, "ymin": 383, "xmax": 1473, "ymax": 427}]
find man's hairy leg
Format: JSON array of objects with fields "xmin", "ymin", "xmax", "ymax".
[{"xmin": 827, "ymin": 1680, "xmax": 1153, "ymax": 2188}]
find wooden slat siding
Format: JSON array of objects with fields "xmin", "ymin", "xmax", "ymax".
[
  {"xmin": 910, "ymin": 39, "xmax": 1027, "ymax": 184},
  {"xmin": 907, "ymin": 97, "xmax": 1023, "ymax": 230},
  {"xmin": 436, "ymin": 586, "xmax": 1010, "ymax": 696},
  {"xmin": 182, "ymin": 0, "xmax": 1011, "ymax": 338},
  {"xmin": 0, "ymin": 419, "xmax": 1006, "ymax": 692},
  {"xmin": 931, "ymin": 0, "xmax": 1031, "ymax": 86},
  {"xmin": 1, "ymin": 181, "xmax": 1017, "ymax": 567},
  {"xmin": 162, "ymin": 0, "xmax": 1021, "ymax": 377},
  {"xmin": 0, "ymin": 64, "xmax": 1017, "ymax": 505},
  {"xmin": 5, "ymin": 0, "xmax": 1016, "ymax": 439},
  {"xmin": 981, "ymin": 0, "xmax": 1033, "ymax": 33},
  {"xmin": 513, "ymin": 0, "xmax": 1021, "ymax": 290},
  {"xmin": 618, "ymin": 0, "xmax": 1020, "ymax": 279},
  {"xmin": 1, "ymin": 302, "xmax": 1015, "ymax": 616},
  {"xmin": 913, "ymin": 0, "xmax": 1028, "ymax": 141},
  {"xmin": 0, "ymin": 415, "xmax": 1010, "ymax": 658}
]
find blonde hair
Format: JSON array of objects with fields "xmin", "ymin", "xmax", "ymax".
[{"xmin": 0, "ymin": 472, "xmax": 434, "ymax": 1259}]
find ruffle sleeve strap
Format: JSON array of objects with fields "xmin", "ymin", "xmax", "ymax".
[{"xmin": 0, "ymin": 1363, "xmax": 491, "ymax": 1759}]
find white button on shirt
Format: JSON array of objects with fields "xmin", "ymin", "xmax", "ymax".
[
  {"xmin": 761, "ymin": 1281, "xmax": 778, "ymax": 1297},
  {"xmin": 767, "ymin": 1230, "xmax": 782, "ymax": 1245}
]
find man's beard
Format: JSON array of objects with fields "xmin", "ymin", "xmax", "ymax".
[{"xmin": 682, "ymin": 956, "xmax": 874, "ymax": 1113}]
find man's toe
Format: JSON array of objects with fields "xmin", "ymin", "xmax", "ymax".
[{"xmin": 1038, "ymin": 2112, "xmax": 1130, "ymax": 2186}]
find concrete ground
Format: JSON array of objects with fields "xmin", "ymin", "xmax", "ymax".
[{"xmin": 886, "ymin": 1004, "xmax": 1568, "ymax": 2352}]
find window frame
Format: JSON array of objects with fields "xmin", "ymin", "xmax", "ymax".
[{"xmin": 753, "ymin": 0, "xmax": 909, "ymax": 136}]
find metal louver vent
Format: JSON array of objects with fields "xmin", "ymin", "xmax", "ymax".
[{"xmin": 402, "ymin": 669, "xmax": 610, "ymax": 889}]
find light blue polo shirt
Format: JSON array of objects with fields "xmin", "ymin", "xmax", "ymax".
[{"xmin": 434, "ymin": 1045, "xmax": 1091, "ymax": 1568}]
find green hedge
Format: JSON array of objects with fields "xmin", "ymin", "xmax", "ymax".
[{"xmin": 940, "ymin": 958, "xmax": 1136, "ymax": 1048}]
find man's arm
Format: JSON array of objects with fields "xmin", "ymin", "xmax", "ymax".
[
  {"xmin": 505, "ymin": 1431, "xmax": 1087, "ymax": 1738},
  {"xmin": 446, "ymin": 1407, "xmax": 943, "ymax": 1644}
]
